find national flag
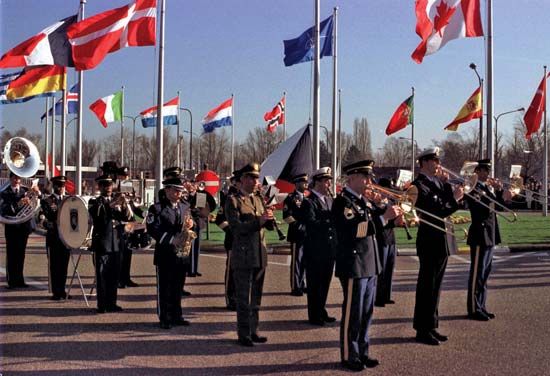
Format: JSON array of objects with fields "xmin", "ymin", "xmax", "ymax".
[
  {"xmin": 0, "ymin": 65, "xmax": 66, "ymax": 104},
  {"xmin": 89, "ymin": 91, "xmax": 123, "ymax": 128},
  {"xmin": 283, "ymin": 15, "xmax": 333, "ymax": 67},
  {"xmin": 264, "ymin": 96, "xmax": 285, "ymax": 133},
  {"xmin": 202, "ymin": 98, "xmax": 233, "ymax": 134},
  {"xmin": 40, "ymin": 84, "xmax": 79, "ymax": 121},
  {"xmin": 47, "ymin": 154, "xmax": 75, "ymax": 194},
  {"xmin": 67, "ymin": 0, "xmax": 156, "ymax": 71},
  {"xmin": 411, "ymin": 0, "xmax": 483, "ymax": 64},
  {"xmin": 0, "ymin": 15, "xmax": 77, "ymax": 68},
  {"xmin": 444, "ymin": 86, "xmax": 482, "ymax": 131},
  {"xmin": 385, "ymin": 95, "xmax": 414, "ymax": 135},
  {"xmin": 523, "ymin": 72, "xmax": 550, "ymax": 139},
  {"xmin": 140, "ymin": 96, "xmax": 179, "ymax": 128}
]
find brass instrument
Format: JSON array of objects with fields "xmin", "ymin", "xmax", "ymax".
[
  {"xmin": 501, "ymin": 174, "xmax": 548, "ymax": 205},
  {"xmin": 172, "ymin": 213, "xmax": 197, "ymax": 259},
  {"xmin": 467, "ymin": 178, "xmax": 518, "ymax": 223},
  {"xmin": 256, "ymin": 189, "xmax": 286, "ymax": 241}
]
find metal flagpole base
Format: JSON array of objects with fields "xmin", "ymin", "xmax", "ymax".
[{"xmin": 66, "ymin": 247, "xmax": 95, "ymax": 307}]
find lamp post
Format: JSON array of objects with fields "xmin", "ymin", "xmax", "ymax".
[
  {"xmin": 123, "ymin": 115, "xmax": 140, "ymax": 178},
  {"xmin": 494, "ymin": 107, "xmax": 525, "ymax": 178},
  {"xmin": 398, "ymin": 136, "xmax": 419, "ymax": 174},
  {"xmin": 470, "ymin": 63, "xmax": 484, "ymax": 159},
  {"xmin": 179, "ymin": 108, "xmax": 193, "ymax": 170}
]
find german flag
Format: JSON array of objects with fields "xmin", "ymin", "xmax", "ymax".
[{"xmin": 1, "ymin": 65, "xmax": 65, "ymax": 104}]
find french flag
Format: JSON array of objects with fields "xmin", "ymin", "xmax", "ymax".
[
  {"xmin": 140, "ymin": 96, "xmax": 179, "ymax": 128},
  {"xmin": 202, "ymin": 97, "xmax": 233, "ymax": 134}
]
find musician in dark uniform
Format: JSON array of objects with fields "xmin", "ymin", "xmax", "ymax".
[
  {"xmin": 225, "ymin": 163, "xmax": 274, "ymax": 347},
  {"xmin": 41, "ymin": 176, "xmax": 70, "ymax": 300},
  {"xmin": 147, "ymin": 177, "xmax": 195, "ymax": 329},
  {"xmin": 332, "ymin": 160, "xmax": 400, "ymax": 371},
  {"xmin": 0, "ymin": 172, "xmax": 39, "ymax": 288},
  {"xmin": 412, "ymin": 147, "xmax": 464, "ymax": 345},
  {"xmin": 282, "ymin": 173, "xmax": 308, "ymax": 296},
  {"xmin": 215, "ymin": 172, "xmax": 240, "ymax": 310},
  {"xmin": 88, "ymin": 174, "xmax": 133, "ymax": 313},
  {"xmin": 465, "ymin": 159, "xmax": 512, "ymax": 321},
  {"xmin": 301, "ymin": 167, "xmax": 337, "ymax": 325}
]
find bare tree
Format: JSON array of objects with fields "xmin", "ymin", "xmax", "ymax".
[
  {"xmin": 380, "ymin": 137, "xmax": 410, "ymax": 167},
  {"xmin": 352, "ymin": 118, "xmax": 373, "ymax": 159},
  {"xmin": 237, "ymin": 127, "xmax": 283, "ymax": 168},
  {"xmin": 67, "ymin": 139, "xmax": 101, "ymax": 167}
]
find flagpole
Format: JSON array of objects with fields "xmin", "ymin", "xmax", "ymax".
[
  {"xmin": 44, "ymin": 98, "xmax": 50, "ymax": 181},
  {"xmin": 176, "ymin": 90, "xmax": 181, "ymax": 167},
  {"xmin": 76, "ymin": 0, "xmax": 86, "ymax": 195},
  {"xmin": 61, "ymin": 84, "xmax": 67, "ymax": 176},
  {"xmin": 121, "ymin": 85, "xmax": 125, "ymax": 166},
  {"xmin": 486, "ymin": 0, "xmax": 494, "ymax": 171},
  {"xmin": 313, "ymin": 0, "xmax": 320, "ymax": 170},
  {"xmin": 51, "ymin": 95, "xmax": 56, "ymax": 177},
  {"xmin": 338, "ymin": 88, "xmax": 342, "ymax": 177},
  {"xmin": 331, "ymin": 6, "xmax": 338, "ymax": 193},
  {"xmin": 155, "ymin": 0, "xmax": 166, "ymax": 198},
  {"xmin": 231, "ymin": 93, "xmax": 235, "ymax": 173},
  {"xmin": 411, "ymin": 86, "xmax": 415, "ymax": 176},
  {"xmin": 543, "ymin": 65, "xmax": 548, "ymax": 217},
  {"xmin": 283, "ymin": 91, "xmax": 287, "ymax": 141}
]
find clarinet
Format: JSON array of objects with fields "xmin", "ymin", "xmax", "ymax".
[{"xmin": 256, "ymin": 191, "xmax": 286, "ymax": 241}]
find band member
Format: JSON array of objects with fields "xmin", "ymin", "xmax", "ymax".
[
  {"xmin": 41, "ymin": 176, "xmax": 71, "ymax": 300},
  {"xmin": 465, "ymin": 159, "xmax": 512, "ymax": 321},
  {"xmin": 88, "ymin": 174, "xmax": 133, "ymax": 313},
  {"xmin": 412, "ymin": 147, "xmax": 463, "ymax": 345},
  {"xmin": 283, "ymin": 173, "xmax": 308, "ymax": 296},
  {"xmin": 0, "ymin": 172, "xmax": 39, "ymax": 288},
  {"xmin": 147, "ymin": 177, "xmax": 195, "ymax": 329},
  {"xmin": 300, "ymin": 167, "xmax": 337, "ymax": 325},
  {"xmin": 332, "ymin": 160, "xmax": 400, "ymax": 371},
  {"xmin": 225, "ymin": 163, "xmax": 274, "ymax": 347},
  {"xmin": 215, "ymin": 172, "xmax": 240, "ymax": 310}
]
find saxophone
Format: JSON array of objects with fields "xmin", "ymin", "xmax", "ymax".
[{"xmin": 173, "ymin": 213, "xmax": 197, "ymax": 259}]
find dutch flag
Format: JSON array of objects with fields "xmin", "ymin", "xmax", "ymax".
[
  {"xmin": 202, "ymin": 97, "xmax": 233, "ymax": 134},
  {"xmin": 140, "ymin": 96, "xmax": 179, "ymax": 128}
]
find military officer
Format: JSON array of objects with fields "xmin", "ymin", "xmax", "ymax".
[
  {"xmin": 332, "ymin": 160, "xmax": 400, "ymax": 371},
  {"xmin": 301, "ymin": 167, "xmax": 337, "ymax": 325},
  {"xmin": 225, "ymin": 163, "xmax": 274, "ymax": 347},
  {"xmin": 282, "ymin": 173, "xmax": 308, "ymax": 296},
  {"xmin": 465, "ymin": 159, "xmax": 513, "ymax": 321},
  {"xmin": 147, "ymin": 176, "xmax": 195, "ymax": 329},
  {"xmin": 412, "ymin": 147, "xmax": 464, "ymax": 345},
  {"xmin": 41, "ymin": 176, "xmax": 71, "ymax": 300},
  {"xmin": 88, "ymin": 174, "xmax": 133, "ymax": 313}
]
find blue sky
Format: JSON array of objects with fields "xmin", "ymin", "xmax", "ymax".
[{"xmin": 1, "ymin": 0, "xmax": 549, "ymax": 153}]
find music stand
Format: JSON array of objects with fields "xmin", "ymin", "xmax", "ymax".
[{"xmin": 66, "ymin": 246, "xmax": 96, "ymax": 307}]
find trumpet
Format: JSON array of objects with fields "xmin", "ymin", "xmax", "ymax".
[{"xmin": 255, "ymin": 190, "xmax": 286, "ymax": 241}]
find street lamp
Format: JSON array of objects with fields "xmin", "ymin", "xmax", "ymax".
[
  {"xmin": 123, "ymin": 115, "xmax": 141, "ymax": 178},
  {"xmin": 182, "ymin": 129, "xmax": 201, "ymax": 171},
  {"xmin": 494, "ymin": 108, "xmax": 524, "ymax": 178},
  {"xmin": 179, "ymin": 108, "xmax": 193, "ymax": 170},
  {"xmin": 398, "ymin": 136, "xmax": 419, "ymax": 175},
  {"xmin": 470, "ymin": 63, "xmax": 483, "ymax": 159}
]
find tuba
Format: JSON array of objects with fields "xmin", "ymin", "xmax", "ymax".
[{"xmin": 0, "ymin": 137, "xmax": 42, "ymax": 224}]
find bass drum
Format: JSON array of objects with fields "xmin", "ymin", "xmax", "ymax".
[{"xmin": 57, "ymin": 196, "xmax": 91, "ymax": 249}]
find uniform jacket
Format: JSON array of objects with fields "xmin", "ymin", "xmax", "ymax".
[
  {"xmin": 0, "ymin": 185, "xmax": 32, "ymax": 233},
  {"xmin": 147, "ymin": 199, "xmax": 192, "ymax": 266},
  {"xmin": 412, "ymin": 173, "xmax": 459, "ymax": 255},
  {"xmin": 466, "ymin": 181, "xmax": 504, "ymax": 247},
  {"xmin": 283, "ymin": 190, "xmax": 306, "ymax": 243},
  {"xmin": 225, "ymin": 191, "xmax": 272, "ymax": 270},
  {"xmin": 371, "ymin": 202, "xmax": 396, "ymax": 247},
  {"xmin": 88, "ymin": 195, "xmax": 132, "ymax": 255},
  {"xmin": 41, "ymin": 193, "xmax": 70, "ymax": 250},
  {"xmin": 301, "ymin": 192, "xmax": 337, "ymax": 263},
  {"xmin": 215, "ymin": 188, "xmax": 237, "ymax": 250},
  {"xmin": 332, "ymin": 188, "xmax": 381, "ymax": 279}
]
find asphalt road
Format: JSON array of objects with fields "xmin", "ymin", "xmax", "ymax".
[{"xmin": 1, "ymin": 233, "xmax": 550, "ymax": 375}]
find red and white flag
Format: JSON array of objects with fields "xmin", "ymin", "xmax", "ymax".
[
  {"xmin": 67, "ymin": 0, "xmax": 156, "ymax": 71},
  {"xmin": 411, "ymin": 0, "xmax": 483, "ymax": 64},
  {"xmin": 523, "ymin": 73, "xmax": 550, "ymax": 140},
  {"xmin": 264, "ymin": 96, "xmax": 285, "ymax": 133}
]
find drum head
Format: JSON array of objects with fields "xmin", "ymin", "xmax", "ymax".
[{"xmin": 57, "ymin": 196, "xmax": 90, "ymax": 249}]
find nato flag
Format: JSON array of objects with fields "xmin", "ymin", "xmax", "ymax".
[{"xmin": 283, "ymin": 15, "xmax": 333, "ymax": 67}]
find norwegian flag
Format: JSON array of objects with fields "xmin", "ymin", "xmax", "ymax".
[{"xmin": 264, "ymin": 96, "xmax": 285, "ymax": 133}]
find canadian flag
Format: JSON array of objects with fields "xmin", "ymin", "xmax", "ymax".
[{"xmin": 411, "ymin": 0, "xmax": 483, "ymax": 64}]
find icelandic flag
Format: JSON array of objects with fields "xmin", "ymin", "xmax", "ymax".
[
  {"xmin": 140, "ymin": 96, "xmax": 179, "ymax": 128},
  {"xmin": 41, "ymin": 83, "xmax": 79, "ymax": 121},
  {"xmin": 202, "ymin": 97, "xmax": 232, "ymax": 134}
]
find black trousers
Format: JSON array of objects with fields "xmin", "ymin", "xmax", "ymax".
[
  {"xmin": 225, "ymin": 249, "xmax": 236, "ymax": 308},
  {"xmin": 47, "ymin": 241, "xmax": 70, "ymax": 297},
  {"xmin": 290, "ymin": 241, "xmax": 306, "ymax": 293},
  {"xmin": 95, "ymin": 252, "xmax": 120, "ymax": 310},
  {"xmin": 156, "ymin": 260, "xmax": 187, "ymax": 324},
  {"xmin": 305, "ymin": 257, "xmax": 335, "ymax": 322},
  {"xmin": 376, "ymin": 243, "xmax": 396, "ymax": 304},
  {"xmin": 5, "ymin": 224, "xmax": 30, "ymax": 287},
  {"xmin": 119, "ymin": 237, "xmax": 134, "ymax": 285},
  {"xmin": 233, "ymin": 267, "xmax": 265, "ymax": 339}
]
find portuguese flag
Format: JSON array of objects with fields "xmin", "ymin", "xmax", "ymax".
[{"xmin": 385, "ymin": 95, "xmax": 414, "ymax": 135}]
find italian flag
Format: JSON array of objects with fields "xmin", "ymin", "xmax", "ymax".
[
  {"xmin": 89, "ymin": 91, "xmax": 123, "ymax": 128},
  {"xmin": 385, "ymin": 95, "xmax": 414, "ymax": 136}
]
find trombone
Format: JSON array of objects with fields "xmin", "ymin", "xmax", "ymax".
[{"xmin": 501, "ymin": 175, "xmax": 548, "ymax": 206}]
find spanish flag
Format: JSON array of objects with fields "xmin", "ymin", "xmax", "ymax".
[
  {"xmin": 444, "ymin": 86, "xmax": 482, "ymax": 131},
  {"xmin": 0, "ymin": 65, "xmax": 66, "ymax": 104}
]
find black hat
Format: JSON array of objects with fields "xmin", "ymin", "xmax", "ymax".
[
  {"xmin": 343, "ymin": 160, "xmax": 375, "ymax": 176},
  {"xmin": 377, "ymin": 177, "xmax": 392, "ymax": 188},
  {"xmin": 292, "ymin": 173, "xmax": 309, "ymax": 183},
  {"xmin": 9, "ymin": 171, "xmax": 18, "ymax": 178},
  {"xmin": 417, "ymin": 147, "xmax": 441, "ymax": 161},
  {"xmin": 95, "ymin": 174, "xmax": 113, "ymax": 184},
  {"xmin": 238, "ymin": 163, "xmax": 260, "ymax": 178},
  {"xmin": 51, "ymin": 175, "xmax": 67, "ymax": 186},
  {"xmin": 100, "ymin": 161, "xmax": 118, "ymax": 173},
  {"xmin": 162, "ymin": 177, "xmax": 184, "ymax": 191},
  {"xmin": 476, "ymin": 159, "xmax": 491, "ymax": 170},
  {"xmin": 163, "ymin": 166, "xmax": 182, "ymax": 178},
  {"xmin": 230, "ymin": 170, "xmax": 240, "ymax": 182},
  {"xmin": 311, "ymin": 167, "xmax": 332, "ymax": 180}
]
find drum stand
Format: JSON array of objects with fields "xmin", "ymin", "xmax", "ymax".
[{"xmin": 66, "ymin": 247, "xmax": 96, "ymax": 307}]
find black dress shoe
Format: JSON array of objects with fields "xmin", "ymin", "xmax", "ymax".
[
  {"xmin": 182, "ymin": 289, "xmax": 192, "ymax": 296},
  {"xmin": 323, "ymin": 316, "xmax": 337, "ymax": 323},
  {"xmin": 290, "ymin": 290, "xmax": 303, "ymax": 297},
  {"xmin": 107, "ymin": 305, "xmax": 123, "ymax": 312},
  {"xmin": 468, "ymin": 312, "xmax": 490, "ymax": 321},
  {"xmin": 51, "ymin": 295, "xmax": 62, "ymax": 301},
  {"xmin": 484, "ymin": 311, "xmax": 496, "ymax": 319},
  {"xmin": 126, "ymin": 280, "xmax": 139, "ymax": 287},
  {"xmin": 117, "ymin": 283, "xmax": 126, "ymax": 289},
  {"xmin": 430, "ymin": 329, "xmax": 448, "ymax": 342},
  {"xmin": 187, "ymin": 273, "xmax": 197, "ymax": 277},
  {"xmin": 238, "ymin": 336, "xmax": 254, "ymax": 347},
  {"xmin": 97, "ymin": 308, "xmax": 107, "ymax": 314},
  {"xmin": 374, "ymin": 301, "xmax": 386, "ymax": 307},
  {"xmin": 308, "ymin": 319, "xmax": 325, "ymax": 326},
  {"xmin": 196, "ymin": 272, "xmax": 202, "ymax": 277},
  {"xmin": 386, "ymin": 299, "xmax": 396, "ymax": 304},
  {"xmin": 172, "ymin": 317, "xmax": 190, "ymax": 326},
  {"xmin": 415, "ymin": 332, "xmax": 440, "ymax": 346},
  {"xmin": 360, "ymin": 356, "xmax": 380, "ymax": 368},
  {"xmin": 227, "ymin": 304, "xmax": 236, "ymax": 311},
  {"xmin": 251, "ymin": 334, "xmax": 267, "ymax": 343},
  {"xmin": 160, "ymin": 321, "xmax": 172, "ymax": 329},
  {"xmin": 341, "ymin": 360, "xmax": 365, "ymax": 372},
  {"xmin": 17, "ymin": 283, "xmax": 29, "ymax": 288}
]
